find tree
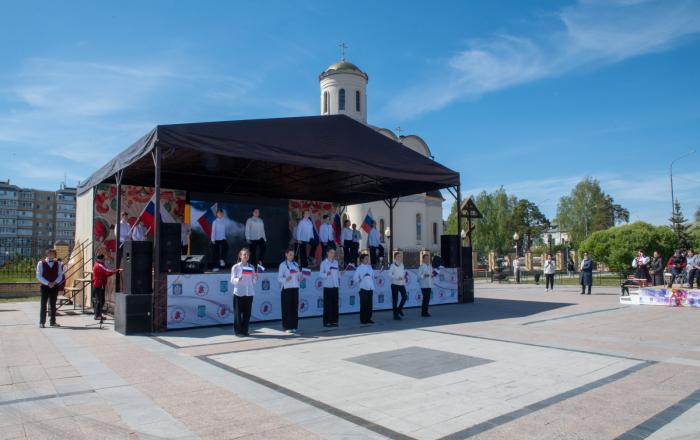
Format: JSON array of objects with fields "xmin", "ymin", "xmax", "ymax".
[
  {"xmin": 556, "ymin": 177, "xmax": 628, "ymax": 246},
  {"xmin": 511, "ymin": 199, "xmax": 550, "ymax": 251},
  {"xmin": 669, "ymin": 199, "xmax": 693, "ymax": 250},
  {"xmin": 695, "ymin": 206, "xmax": 700, "ymax": 224},
  {"xmin": 579, "ymin": 222, "xmax": 677, "ymax": 275}
]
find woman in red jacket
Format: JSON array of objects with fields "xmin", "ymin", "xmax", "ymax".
[{"xmin": 92, "ymin": 254, "xmax": 122, "ymax": 320}]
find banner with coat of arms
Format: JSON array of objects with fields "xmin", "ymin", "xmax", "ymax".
[{"xmin": 166, "ymin": 268, "xmax": 459, "ymax": 329}]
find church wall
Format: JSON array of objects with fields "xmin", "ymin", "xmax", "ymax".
[{"xmin": 320, "ymin": 73, "xmax": 367, "ymax": 123}]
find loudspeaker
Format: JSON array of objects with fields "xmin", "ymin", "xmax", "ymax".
[
  {"xmin": 440, "ymin": 235, "xmax": 460, "ymax": 268},
  {"xmin": 181, "ymin": 254, "xmax": 208, "ymax": 274},
  {"xmin": 461, "ymin": 246, "xmax": 474, "ymax": 279},
  {"xmin": 115, "ymin": 292, "xmax": 152, "ymax": 335},
  {"xmin": 159, "ymin": 223, "xmax": 181, "ymax": 273},
  {"xmin": 123, "ymin": 241, "xmax": 152, "ymax": 294}
]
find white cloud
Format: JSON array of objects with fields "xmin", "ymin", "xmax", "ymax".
[{"xmin": 387, "ymin": 0, "xmax": 700, "ymax": 119}]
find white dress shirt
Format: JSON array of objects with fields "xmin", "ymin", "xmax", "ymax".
[
  {"xmin": 544, "ymin": 259, "xmax": 556, "ymax": 275},
  {"xmin": 278, "ymin": 260, "xmax": 301, "ymax": 290},
  {"xmin": 296, "ymin": 217, "xmax": 314, "ymax": 242},
  {"xmin": 211, "ymin": 217, "xmax": 226, "ymax": 241},
  {"xmin": 320, "ymin": 258, "xmax": 340, "ymax": 288},
  {"xmin": 132, "ymin": 224, "xmax": 148, "ymax": 241},
  {"xmin": 389, "ymin": 262, "xmax": 406, "ymax": 286},
  {"xmin": 352, "ymin": 229, "xmax": 362, "ymax": 243},
  {"xmin": 231, "ymin": 263, "xmax": 256, "ymax": 296},
  {"xmin": 632, "ymin": 256, "xmax": 650, "ymax": 267},
  {"xmin": 354, "ymin": 264, "xmax": 374, "ymax": 291},
  {"xmin": 342, "ymin": 227, "xmax": 353, "ymax": 241},
  {"xmin": 319, "ymin": 223, "xmax": 333, "ymax": 243},
  {"xmin": 245, "ymin": 217, "xmax": 267, "ymax": 241},
  {"xmin": 418, "ymin": 264, "xmax": 432, "ymax": 289},
  {"xmin": 368, "ymin": 228, "xmax": 380, "ymax": 247},
  {"xmin": 116, "ymin": 220, "xmax": 130, "ymax": 243},
  {"xmin": 36, "ymin": 259, "xmax": 64, "ymax": 286}
]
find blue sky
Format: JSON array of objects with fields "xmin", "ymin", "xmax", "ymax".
[{"xmin": 1, "ymin": 0, "xmax": 698, "ymax": 225}]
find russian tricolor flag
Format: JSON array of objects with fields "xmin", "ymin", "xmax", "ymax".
[
  {"xmin": 361, "ymin": 208, "xmax": 374, "ymax": 233},
  {"xmin": 196, "ymin": 203, "xmax": 218, "ymax": 238},
  {"xmin": 135, "ymin": 195, "xmax": 176, "ymax": 237},
  {"xmin": 302, "ymin": 268, "xmax": 312, "ymax": 277},
  {"xmin": 242, "ymin": 267, "xmax": 254, "ymax": 276},
  {"xmin": 432, "ymin": 267, "xmax": 441, "ymax": 278}
]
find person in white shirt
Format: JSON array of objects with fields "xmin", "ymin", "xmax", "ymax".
[
  {"xmin": 320, "ymin": 248, "xmax": 340, "ymax": 327},
  {"xmin": 278, "ymin": 248, "xmax": 302, "ymax": 333},
  {"xmin": 389, "ymin": 251, "xmax": 408, "ymax": 320},
  {"xmin": 354, "ymin": 252, "xmax": 375, "ymax": 324},
  {"xmin": 211, "ymin": 209, "xmax": 227, "ymax": 271},
  {"xmin": 513, "ymin": 257, "xmax": 521, "ymax": 283},
  {"xmin": 245, "ymin": 208, "xmax": 267, "ymax": 266},
  {"xmin": 131, "ymin": 220, "xmax": 148, "ymax": 241},
  {"xmin": 116, "ymin": 211, "xmax": 130, "ymax": 245},
  {"xmin": 180, "ymin": 216, "xmax": 190, "ymax": 255},
  {"xmin": 632, "ymin": 250, "xmax": 651, "ymax": 282},
  {"xmin": 417, "ymin": 252, "xmax": 433, "ymax": 317},
  {"xmin": 543, "ymin": 254, "xmax": 556, "ymax": 292},
  {"xmin": 319, "ymin": 215, "xmax": 335, "ymax": 260},
  {"xmin": 351, "ymin": 223, "xmax": 362, "ymax": 265},
  {"xmin": 341, "ymin": 219, "xmax": 354, "ymax": 267},
  {"xmin": 36, "ymin": 249, "xmax": 64, "ymax": 327},
  {"xmin": 231, "ymin": 248, "xmax": 256, "ymax": 336},
  {"xmin": 367, "ymin": 221, "xmax": 381, "ymax": 267},
  {"xmin": 296, "ymin": 210, "xmax": 314, "ymax": 268}
]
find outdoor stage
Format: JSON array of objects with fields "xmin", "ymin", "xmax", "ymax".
[
  {"xmin": 167, "ymin": 268, "xmax": 459, "ymax": 329},
  {"xmin": 621, "ymin": 286, "xmax": 700, "ymax": 307}
]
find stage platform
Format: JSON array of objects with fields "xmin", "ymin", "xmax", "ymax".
[
  {"xmin": 620, "ymin": 286, "xmax": 700, "ymax": 308},
  {"xmin": 167, "ymin": 268, "xmax": 459, "ymax": 329}
]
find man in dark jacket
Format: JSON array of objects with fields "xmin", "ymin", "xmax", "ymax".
[
  {"xmin": 666, "ymin": 250, "xmax": 686, "ymax": 287},
  {"xmin": 649, "ymin": 251, "xmax": 664, "ymax": 286},
  {"xmin": 579, "ymin": 252, "xmax": 593, "ymax": 295}
]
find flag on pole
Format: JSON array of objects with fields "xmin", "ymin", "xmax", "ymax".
[
  {"xmin": 196, "ymin": 203, "xmax": 218, "ymax": 238},
  {"xmin": 135, "ymin": 194, "xmax": 176, "ymax": 237},
  {"xmin": 361, "ymin": 208, "xmax": 374, "ymax": 233},
  {"xmin": 333, "ymin": 213, "xmax": 342, "ymax": 245},
  {"xmin": 256, "ymin": 263, "xmax": 266, "ymax": 273}
]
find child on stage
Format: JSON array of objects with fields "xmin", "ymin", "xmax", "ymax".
[
  {"xmin": 341, "ymin": 219, "xmax": 354, "ymax": 267},
  {"xmin": 389, "ymin": 251, "xmax": 408, "ymax": 320},
  {"xmin": 417, "ymin": 252, "xmax": 433, "ymax": 317},
  {"xmin": 320, "ymin": 248, "xmax": 340, "ymax": 327},
  {"xmin": 354, "ymin": 252, "xmax": 374, "ymax": 324},
  {"xmin": 278, "ymin": 248, "xmax": 302, "ymax": 333},
  {"xmin": 231, "ymin": 248, "xmax": 256, "ymax": 336},
  {"xmin": 212, "ymin": 208, "xmax": 228, "ymax": 271}
]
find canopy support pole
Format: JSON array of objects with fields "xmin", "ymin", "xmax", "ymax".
[
  {"xmin": 455, "ymin": 185, "xmax": 465, "ymax": 302},
  {"xmin": 152, "ymin": 144, "xmax": 163, "ymax": 332},
  {"xmin": 114, "ymin": 170, "xmax": 123, "ymax": 292},
  {"xmin": 383, "ymin": 197, "xmax": 399, "ymax": 264}
]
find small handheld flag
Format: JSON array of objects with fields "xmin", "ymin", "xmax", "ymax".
[
  {"xmin": 256, "ymin": 263, "xmax": 266, "ymax": 273},
  {"xmin": 345, "ymin": 263, "xmax": 356, "ymax": 271},
  {"xmin": 242, "ymin": 267, "xmax": 254, "ymax": 276},
  {"xmin": 302, "ymin": 268, "xmax": 312, "ymax": 277},
  {"xmin": 432, "ymin": 268, "xmax": 441, "ymax": 278}
]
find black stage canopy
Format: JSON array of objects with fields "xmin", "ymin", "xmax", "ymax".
[{"xmin": 78, "ymin": 115, "xmax": 460, "ymax": 204}]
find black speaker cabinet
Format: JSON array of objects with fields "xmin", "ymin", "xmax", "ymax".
[
  {"xmin": 181, "ymin": 254, "xmax": 207, "ymax": 274},
  {"xmin": 440, "ymin": 235, "xmax": 460, "ymax": 268},
  {"xmin": 115, "ymin": 292, "xmax": 152, "ymax": 335},
  {"xmin": 159, "ymin": 223, "xmax": 182, "ymax": 273},
  {"xmin": 461, "ymin": 246, "xmax": 474, "ymax": 279},
  {"xmin": 123, "ymin": 240, "xmax": 153, "ymax": 294}
]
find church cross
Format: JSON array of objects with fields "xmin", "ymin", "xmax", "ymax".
[{"xmin": 339, "ymin": 42, "xmax": 347, "ymax": 61}]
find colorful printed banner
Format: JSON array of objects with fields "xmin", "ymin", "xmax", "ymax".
[
  {"xmin": 167, "ymin": 268, "xmax": 459, "ymax": 329},
  {"xmin": 636, "ymin": 287, "xmax": 700, "ymax": 307}
]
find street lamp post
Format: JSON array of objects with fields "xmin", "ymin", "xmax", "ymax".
[
  {"xmin": 670, "ymin": 150, "xmax": 695, "ymax": 216},
  {"xmin": 513, "ymin": 232, "xmax": 520, "ymax": 283},
  {"xmin": 384, "ymin": 227, "xmax": 391, "ymax": 264}
]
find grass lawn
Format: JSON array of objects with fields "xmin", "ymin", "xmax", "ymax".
[
  {"xmin": 0, "ymin": 296, "xmax": 39, "ymax": 303},
  {"xmin": 475, "ymin": 274, "xmax": 623, "ymax": 287}
]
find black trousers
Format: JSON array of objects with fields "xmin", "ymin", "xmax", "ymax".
[
  {"xmin": 212, "ymin": 240, "xmax": 228, "ymax": 267},
  {"xmin": 233, "ymin": 295, "xmax": 253, "ymax": 335},
  {"xmin": 249, "ymin": 239, "xmax": 266, "ymax": 265},
  {"xmin": 39, "ymin": 285, "xmax": 59, "ymax": 325},
  {"xmin": 343, "ymin": 240, "xmax": 353, "ymax": 267},
  {"xmin": 359, "ymin": 289, "xmax": 373, "ymax": 323},
  {"xmin": 321, "ymin": 241, "xmax": 336, "ymax": 260},
  {"xmin": 391, "ymin": 284, "xmax": 407, "ymax": 317},
  {"xmin": 545, "ymin": 274, "xmax": 555, "ymax": 290},
  {"xmin": 281, "ymin": 288, "xmax": 299, "ymax": 330},
  {"xmin": 651, "ymin": 272, "xmax": 664, "ymax": 286},
  {"xmin": 369, "ymin": 246, "xmax": 379, "ymax": 266},
  {"xmin": 323, "ymin": 287, "xmax": 339, "ymax": 325},
  {"xmin": 93, "ymin": 286, "xmax": 105, "ymax": 318},
  {"xmin": 299, "ymin": 241, "xmax": 310, "ymax": 267},
  {"xmin": 687, "ymin": 269, "xmax": 699, "ymax": 287},
  {"xmin": 581, "ymin": 284, "xmax": 592, "ymax": 294},
  {"xmin": 421, "ymin": 287, "xmax": 431, "ymax": 315},
  {"xmin": 352, "ymin": 242, "xmax": 360, "ymax": 264},
  {"xmin": 181, "ymin": 244, "xmax": 188, "ymax": 256}
]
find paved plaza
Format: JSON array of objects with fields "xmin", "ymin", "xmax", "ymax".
[{"xmin": 1, "ymin": 283, "xmax": 699, "ymax": 439}]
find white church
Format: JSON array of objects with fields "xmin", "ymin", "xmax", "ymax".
[{"xmin": 318, "ymin": 56, "xmax": 445, "ymax": 254}]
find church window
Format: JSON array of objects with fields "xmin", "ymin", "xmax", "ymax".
[
  {"xmin": 323, "ymin": 92, "xmax": 329, "ymax": 114},
  {"xmin": 416, "ymin": 214, "xmax": 422, "ymax": 242},
  {"xmin": 379, "ymin": 218, "xmax": 385, "ymax": 243},
  {"xmin": 355, "ymin": 91, "xmax": 361, "ymax": 112},
  {"xmin": 339, "ymin": 89, "xmax": 346, "ymax": 111}
]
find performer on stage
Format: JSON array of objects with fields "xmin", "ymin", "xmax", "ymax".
[
  {"xmin": 320, "ymin": 248, "xmax": 340, "ymax": 327},
  {"xmin": 354, "ymin": 252, "xmax": 375, "ymax": 324},
  {"xmin": 231, "ymin": 248, "xmax": 256, "ymax": 336},
  {"xmin": 246, "ymin": 208, "xmax": 267, "ymax": 266},
  {"xmin": 579, "ymin": 252, "xmax": 593, "ymax": 295},
  {"xmin": 131, "ymin": 220, "xmax": 148, "ymax": 241},
  {"xmin": 296, "ymin": 210, "xmax": 314, "ymax": 268},
  {"xmin": 351, "ymin": 223, "xmax": 362, "ymax": 265},
  {"xmin": 389, "ymin": 251, "xmax": 408, "ymax": 320},
  {"xmin": 116, "ymin": 211, "xmax": 130, "ymax": 245},
  {"xmin": 342, "ymin": 219, "xmax": 354, "ymax": 267},
  {"xmin": 180, "ymin": 216, "xmax": 189, "ymax": 255},
  {"xmin": 211, "ymin": 208, "xmax": 227, "ymax": 271},
  {"xmin": 686, "ymin": 249, "xmax": 699, "ymax": 288},
  {"xmin": 319, "ymin": 215, "xmax": 335, "ymax": 260},
  {"xmin": 649, "ymin": 250, "xmax": 664, "ymax": 286},
  {"xmin": 417, "ymin": 252, "xmax": 433, "ymax": 317},
  {"xmin": 543, "ymin": 254, "xmax": 556, "ymax": 291},
  {"xmin": 36, "ymin": 249, "xmax": 64, "ymax": 328},
  {"xmin": 278, "ymin": 248, "xmax": 301, "ymax": 333},
  {"xmin": 367, "ymin": 221, "xmax": 380, "ymax": 267},
  {"xmin": 632, "ymin": 250, "xmax": 651, "ymax": 282},
  {"xmin": 92, "ymin": 254, "xmax": 121, "ymax": 320}
]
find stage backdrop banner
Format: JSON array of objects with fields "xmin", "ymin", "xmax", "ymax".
[{"xmin": 167, "ymin": 268, "xmax": 458, "ymax": 329}]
